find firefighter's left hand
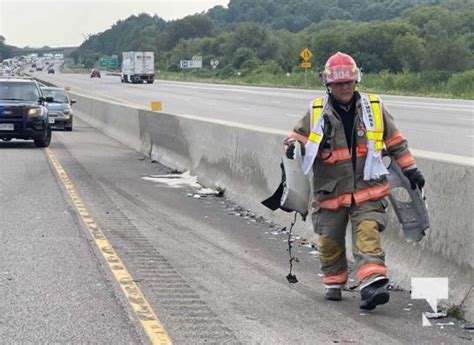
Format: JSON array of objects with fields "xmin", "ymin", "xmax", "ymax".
[{"xmin": 404, "ymin": 168, "xmax": 425, "ymax": 190}]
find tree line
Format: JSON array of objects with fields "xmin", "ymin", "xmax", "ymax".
[
  {"xmin": 71, "ymin": 0, "xmax": 472, "ymax": 76},
  {"xmin": 4, "ymin": 0, "xmax": 473, "ymax": 78}
]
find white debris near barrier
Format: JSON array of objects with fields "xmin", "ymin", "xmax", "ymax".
[{"xmin": 142, "ymin": 171, "xmax": 201, "ymax": 188}]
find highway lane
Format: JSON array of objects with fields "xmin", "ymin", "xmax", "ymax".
[
  {"xmin": 0, "ymin": 141, "xmax": 142, "ymax": 343},
  {"xmin": 37, "ymin": 71, "xmax": 474, "ymax": 157}
]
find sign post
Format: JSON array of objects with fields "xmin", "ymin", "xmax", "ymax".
[{"xmin": 299, "ymin": 48, "xmax": 313, "ymax": 86}]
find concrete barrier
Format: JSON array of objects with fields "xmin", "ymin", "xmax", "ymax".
[{"xmin": 54, "ymin": 86, "xmax": 473, "ymax": 320}]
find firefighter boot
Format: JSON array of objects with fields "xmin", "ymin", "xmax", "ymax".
[
  {"xmin": 359, "ymin": 277, "xmax": 390, "ymax": 310},
  {"xmin": 325, "ymin": 287, "xmax": 342, "ymax": 301}
]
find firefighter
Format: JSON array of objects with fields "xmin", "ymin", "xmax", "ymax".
[{"xmin": 285, "ymin": 52, "xmax": 425, "ymax": 310}]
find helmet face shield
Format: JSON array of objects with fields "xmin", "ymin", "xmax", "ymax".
[
  {"xmin": 322, "ymin": 64, "xmax": 360, "ymax": 85},
  {"xmin": 321, "ymin": 52, "xmax": 361, "ymax": 86}
]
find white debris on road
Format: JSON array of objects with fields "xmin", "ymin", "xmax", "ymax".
[
  {"xmin": 142, "ymin": 171, "xmax": 222, "ymax": 197},
  {"xmin": 142, "ymin": 171, "xmax": 201, "ymax": 188}
]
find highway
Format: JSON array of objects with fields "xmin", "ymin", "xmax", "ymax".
[
  {"xmin": 0, "ymin": 117, "xmax": 471, "ymax": 343},
  {"xmin": 38, "ymin": 71, "xmax": 473, "ymax": 157},
  {"xmin": 0, "ymin": 67, "xmax": 471, "ymax": 343}
]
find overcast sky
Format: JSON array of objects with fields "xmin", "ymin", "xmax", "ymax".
[{"xmin": 0, "ymin": 0, "xmax": 229, "ymax": 47}]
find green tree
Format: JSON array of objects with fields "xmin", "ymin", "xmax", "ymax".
[
  {"xmin": 393, "ymin": 33, "xmax": 425, "ymax": 72},
  {"xmin": 166, "ymin": 14, "xmax": 214, "ymax": 50}
]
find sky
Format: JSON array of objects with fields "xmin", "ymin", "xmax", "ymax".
[{"xmin": 0, "ymin": 0, "xmax": 229, "ymax": 48}]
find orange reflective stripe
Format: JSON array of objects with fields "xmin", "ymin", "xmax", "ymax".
[
  {"xmin": 317, "ymin": 194, "xmax": 352, "ymax": 210},
  {"xmin": 323, "ymin": 271, "xmax": 348, "ymax": 285},
  {"xmin": 320, "ymin": 148, "xmax": 351, "ymax": 164},
  {"xmin": 385, "ymin": 130, "xmax": 405, "ymax": 149},
  {"xmin": 396, "ymin": 153, "xmax": 416, "ymax": 169},
  {"xmin": 356, "ymin": 143, "xmax": 367, "ymax": 157},
  {"xmin": 353, "ymin": 184, "xmax": 390, "ymax": 204},
  {"xmin": 356, "ymin": 263, "xmax": 387, "ymax": 283},
  {"xmin": 285, "ymin": 132, "xmax": 308, "ymax": 145}
]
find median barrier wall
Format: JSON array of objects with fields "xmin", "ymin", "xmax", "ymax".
[{"xmin": 64, "ymin": 89, "xmax": 474, "ymax": 320}]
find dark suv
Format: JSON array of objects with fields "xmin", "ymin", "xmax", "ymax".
[{"xmin": 0, "ymin": 78, "xmax": 52, "ymax": 147}]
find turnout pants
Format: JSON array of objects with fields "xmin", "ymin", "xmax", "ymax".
[{"xmin": 312, "ymin": 198, "xmax": 389, "ymax": 287}]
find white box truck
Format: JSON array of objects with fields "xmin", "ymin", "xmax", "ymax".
[{"xmin": 121, "ymin": 51, "xmax": 154, "ymax": 84}]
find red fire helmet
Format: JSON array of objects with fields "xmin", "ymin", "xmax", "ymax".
[{"xmin": 321, "ymin": 52, "xmax": 361, "ymax": 85}]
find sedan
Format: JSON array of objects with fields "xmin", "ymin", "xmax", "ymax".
[{"xmin": 40, "ymin": 87, "xmax": 76, "ymax": 131}]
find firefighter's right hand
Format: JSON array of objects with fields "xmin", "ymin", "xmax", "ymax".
[{"xmin": 285, "ymin": 141, "xmax": 305, "ymax": 159}]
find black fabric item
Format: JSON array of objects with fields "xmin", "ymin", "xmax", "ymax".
[
  {"xmin": 330, "ymin": 95, "xmax": 357, "ymax": 170},
  {"xmin": 331, "ymin": 96, "xmax": 356, "ymax": 149},
  {"xmin": 404, "ymin": 168, "xmax": 425, "ymax": 190}
]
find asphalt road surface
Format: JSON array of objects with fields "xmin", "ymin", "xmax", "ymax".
[
  {"xmin": 37, "ymin": 71, "xmax": 474, "ymax": 157},
  {"xmin": 0, "ymin": 117, "xmax": 471, "ymax": 344}
]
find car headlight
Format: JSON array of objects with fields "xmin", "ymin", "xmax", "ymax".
[
  {"xmin": 28, "ymin": 108, "xmax": 41, "ymax": 117},
  {"xmin": 64, "ymin": 115, "xmax": 71, "ymax": 120}
]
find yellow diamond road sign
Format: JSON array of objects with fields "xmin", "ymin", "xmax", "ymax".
[{"xmin": 300, "ymin": 48, "xmax": 313, "ymax": 62}]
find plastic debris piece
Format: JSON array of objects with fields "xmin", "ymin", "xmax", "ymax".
[
  {"xmin": 197, "ymin": 187, "xmax": 220, "ymax": 196},
  {"xmin": 193, "ymin": 195, "xmax": 201, "ymax": 199},
  {"xmin": 403, "ymin": 308, "xmax": 411, "ymax": 311},
  {"xmin": 309, "ymin": 250, "xmax": 319, "ymax": 255},
  {"xmin": 435, "ymin": 322, "xmax": 455, "ymax": 326},
  {"xmin": 317, "ymin": 273, "xmax": 324, "ymax": 277},
  {"xmin": 425, "ymin": 311, "xmax": 447, "ymax": 319},
  {"xmin": 359, "ymin": 313, "xmax": 367, "ymax": 316}
]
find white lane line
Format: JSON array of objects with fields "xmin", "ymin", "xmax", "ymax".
[
  {"xmin": 385, "ymin": 100, "xmax": 473, "ymax": 109},
  {"xmin": 410, "ymin": 128, "xmax": 442, "ymax": 133},
  {"xmin": 457, "ymin": 117, "xmax": 473, "ymax": 121},
  {"xmin": 285, "ymin": 113, "xmax": 302, "ymax": 118},
  {"xmin": 385, "ymin": 103, "xmax": 473, "ymax": 112}
]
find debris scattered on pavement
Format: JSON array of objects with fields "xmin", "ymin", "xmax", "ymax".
[
  {"xmin": 425, "ymin": 311, "xmax": 447, "ymax": 319},
  {"xmin": 403, "ymin": 308, "xmax": 411, "ymax": 311},
  {"xmin": 457, "ymin": 335, "xmax": 472, "ymax": 341},
  {"xmin": 435, "ymin": 322, "xmax": 455, "ymax": 326},
  {"xmin": 308, "ymin": 250, "xmax": 319, "ymax": 255},
  {"xmin": 387, "ymin": 283, "xmax": 404, "ymax": 291},
  {"xmin": 298, "ymin": 239, "xmax": 311, "ymax": 246},
  {"xmin": 143, "ymin": 171, "xmax": 201, "ymax": 188}
]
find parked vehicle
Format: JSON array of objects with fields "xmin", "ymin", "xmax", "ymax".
[
  {"xmin": 121, "ymin": 51, "xmax": 154, "ymax": 84},
  {"xmin": 0, "ymin": 78, "xmax": 52, "ymax": 147},
  {"xmin": 40, "ymin": 87, "xmax": 75, "ymax": 131},
  {"xmin": 48, "ymin": 68, "xmax": 55, "ymax": 74}
]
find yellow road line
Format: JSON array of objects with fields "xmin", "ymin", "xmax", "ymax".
[{"xmin": 45, "ymin": 147, "xmax": 173, "ymax": 345}]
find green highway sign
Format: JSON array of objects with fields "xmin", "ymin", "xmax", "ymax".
[{"xmin": 98, "ymin": 55, "xmax": 119, "ymax": 68}]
